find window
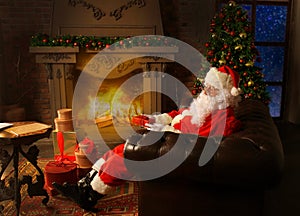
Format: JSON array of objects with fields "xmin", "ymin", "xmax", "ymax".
[{"xmin": 217, "ymin": 0, "xmax": 291, "ymax": 117}]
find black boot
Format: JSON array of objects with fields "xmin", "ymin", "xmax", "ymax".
[{"xmin": 52, "ymin": 170, "xmax": 104, "ymax": 212}]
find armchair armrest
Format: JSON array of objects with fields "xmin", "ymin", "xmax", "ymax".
[
  {"xmin": 124, "ymin": 131, "xmax": 214, "ymax": 182},
  {"xmin": 213, "ymin": 99, "xmax": 284, "ymax": 188}
]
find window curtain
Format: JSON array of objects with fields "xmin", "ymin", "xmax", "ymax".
[{"xmin": 286, "ymin": 0, "xmax": 300, "ymax": 124}]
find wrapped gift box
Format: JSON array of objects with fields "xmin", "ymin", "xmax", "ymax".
[
  {"xmin": 54, "ymin": 108, "xmax": 74, "ymax": 131},
  {"xmin": 131, "ymin": 115, "xmax": 150, "ymax": 127},
  {"xmin": 46, "ymin": 130, "xmax": 78, "ymax": 196},
  {"xmin": 44, "ymin": 160, "xmax": 78, "ymax": 196},
  {"xmin": 52, "ymin": 130, "xmax": 77, "ymax": 161}
]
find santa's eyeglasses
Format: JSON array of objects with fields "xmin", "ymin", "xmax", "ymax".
[{"xmin": 203, "ymin": 84, "xmax": 219, "ymax": 96}]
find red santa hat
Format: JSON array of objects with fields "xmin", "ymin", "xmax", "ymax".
[{"xmin": 204, "ymin": 65, "xmax": 242, "ymax": 96}]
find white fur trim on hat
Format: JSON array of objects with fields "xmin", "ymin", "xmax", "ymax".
[
  {"xmin": 204, "ymin": 67, "xmax": 224, "ymax": 90},
  {"xmin": 231, "ymin": 86, "xmax": 242, "ymax": 96}
]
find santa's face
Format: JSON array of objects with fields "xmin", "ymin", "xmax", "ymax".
[
  {"xmin": 203, "ymin": 84, "xmax": 219, "ymax": 97},
  {"xmin": 199, "ymin": 87, "xmax": 227, "ymax": 111}
]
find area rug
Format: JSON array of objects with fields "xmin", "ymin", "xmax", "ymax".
[{"xmin": 1, "ymin": 159, "xmax": 139, "ymax": 216}]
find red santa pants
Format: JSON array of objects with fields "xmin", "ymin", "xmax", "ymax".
[{"xmin": 96, "ymin": 143, "xmax": 132, "ymax": 187}]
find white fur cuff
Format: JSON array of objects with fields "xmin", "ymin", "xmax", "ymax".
[
  {"xmin": 154, "ymin": 113, "xmax": 173, "ymax": 125},
  {"xmin": 91, "ymin": 175, "xmax": 114, "ymax": 195}
]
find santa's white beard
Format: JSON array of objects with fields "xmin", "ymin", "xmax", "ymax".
[{"xmin": 189, "ymin": 91, "xmax": 228, "ymax": 126}]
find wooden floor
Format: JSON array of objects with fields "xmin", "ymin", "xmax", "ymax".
[{"xmin": 2, "ymin": 121, "xmax": 300, "ymax": 216}]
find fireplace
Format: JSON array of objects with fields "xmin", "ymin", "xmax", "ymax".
[
  {"xmin": 30, "ymin": 44, "xmax": 181, "ymax": 146},
  {"xmin": 74, "ymin": 51, "xmax": 176, "ymax": 127},
  {"xmin": 73, "ymin": 47, "xmax": 178, "ymax": 144},
  {"xmin": 29, "ymin": 0, "xmax": 203, "ymax": 145}
]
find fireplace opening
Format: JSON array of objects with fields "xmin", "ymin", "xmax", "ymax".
[
  {"xmin": 73, "ymin": 56, "xmax": 193, "ymax": 147},
  {"xmin": 80, "ymin": 68, "xmax": 144, "ymax": 128}
]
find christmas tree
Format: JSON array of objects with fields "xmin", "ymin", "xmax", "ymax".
[{"xmin": 194, "ymin": 1, "xmax": 270, "ymax": 104}]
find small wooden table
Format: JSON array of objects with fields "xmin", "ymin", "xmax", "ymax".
[{"xmin": 0, "ymin": 121, "xmax": 52, "ymax": 216}]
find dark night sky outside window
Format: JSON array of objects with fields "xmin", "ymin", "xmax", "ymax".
[{"xmin": 253, "ymin": 3, "xmax": 288, "ymax": 117}]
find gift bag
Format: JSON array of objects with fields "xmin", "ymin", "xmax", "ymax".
[{"xmin": 44, "ymin": 131, "xmax": 78, "ymax": 196}]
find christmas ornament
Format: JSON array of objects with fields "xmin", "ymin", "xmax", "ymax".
[
  {"xmin": 233, "ymin": 37, "xmax": 240, "ymax": 42},
  {"xmin": 239, "ymin": 32, "xmax": 247, "ymax": 38},
  {"xmin": 248, "ymin": 80, "xmax": 254, "ymax": 86},
  {"xmin": 235, "ymin": 45, "xmax": 243, "ymax": 50},
  {"xmin": 219, "ymin": 59, "xmax": 226, "ymax": 65},
  {"xmin": 228, "ymin": 1, "xmax": 236, "ymax": 7},
  {"xmin": 245, "ymin": 62, "xmax": 254, "ymax": 67}
]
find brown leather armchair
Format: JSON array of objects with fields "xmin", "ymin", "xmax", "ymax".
[{"xmin": 124, "ymin": 99, "xmax": 284, "ymax": 216}]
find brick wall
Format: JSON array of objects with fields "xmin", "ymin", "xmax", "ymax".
[
  {"xmin": 0, "ymin": 0, "xmax": 53, "ymax": 123},
  {"xmin": 0, "ymin": 0, "xmax": 215, "ymax": 124}
]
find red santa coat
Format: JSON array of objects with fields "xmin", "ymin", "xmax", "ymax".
[
  {"xmin": 97, "ymin": 107, "xmax": 241, "ymax": 187},
  {"xmin": 170, "ymin": 107, "xmax": 241, "ymax": 137}
]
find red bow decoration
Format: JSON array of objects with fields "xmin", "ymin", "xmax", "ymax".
[{"xmin": 55, "ymin": 131, "xmax": 74, "ymax": 164}]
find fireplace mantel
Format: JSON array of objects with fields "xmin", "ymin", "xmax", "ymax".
[
  {"xmin": 29, "ymin": 46, "xmax": 79, "ymax": 63},
  {"xmin": 30, "ymin": 46, "xmax": 178, "ymax": 122}
]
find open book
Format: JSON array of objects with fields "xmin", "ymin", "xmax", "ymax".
[{"xmin": 4, "ymin": 122, "xmax": 52, "ymax": 136}]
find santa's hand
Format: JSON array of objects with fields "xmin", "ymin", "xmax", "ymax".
[
  {"xmin": 145, "ymin": 123, "xmax": 165, "ymax": 131},
  {"xmin": 139, "ymin": 114, "xmax": 154, "ymax": 124},
  {"xmin": 147, "ymin": 113, "xmax": 173, "ymax": 125}
]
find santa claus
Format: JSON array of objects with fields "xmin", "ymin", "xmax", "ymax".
[
  {"xmin": 145, "ymin": 65, "xmax": 242, "ymax": 136},
  {"xmin": 53, "ymin": 65, "xmax": 243, "ymax": 212}
]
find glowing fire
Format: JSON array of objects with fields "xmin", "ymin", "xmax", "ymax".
[{"xmin": 81, "ymin": 83, "xmax": 143, "ymax": 127}]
